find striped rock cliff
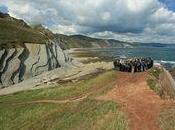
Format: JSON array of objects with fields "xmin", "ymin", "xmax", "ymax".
[{"xmin": 0, "ymin": 41, "xmax": 70, "ymax": 88}]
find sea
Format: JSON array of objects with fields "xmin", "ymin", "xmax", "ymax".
[{"xmin": 90, "ymin": 47, "xmax": 175, "ymax": 70}]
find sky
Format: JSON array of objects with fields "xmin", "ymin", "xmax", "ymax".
[{"xmin": 0, "ymin": 0, "xmax": 175, "ymax": 44}]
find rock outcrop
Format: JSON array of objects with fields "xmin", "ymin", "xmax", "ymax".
[{"xmin": 0, "ymin": 41, "xmax": 70, "ymax": 87}]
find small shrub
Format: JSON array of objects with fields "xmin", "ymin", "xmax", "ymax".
[
  {"xmin": 149, "ymin": 67, "xmax": 163, "ymax": 79},
  {"xmin": 147, "ymin": 79, "xmax": 161, "ymax": 95}
]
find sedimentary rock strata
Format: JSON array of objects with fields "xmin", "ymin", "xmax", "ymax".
[{"xmin": 0, "ymin": 41, "xmax": 70, "ymax": 87}]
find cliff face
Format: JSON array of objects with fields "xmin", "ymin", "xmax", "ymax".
[{"xmin": 0, "ymin": 41, "xmax": 70, "ymax": 87}]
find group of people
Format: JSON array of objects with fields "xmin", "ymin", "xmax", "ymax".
[{"xmin": 113, "ymin": 57, "xmax": 154, "ymax": 73}]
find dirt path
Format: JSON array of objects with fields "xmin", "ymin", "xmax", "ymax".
[
  {"xmin": 97, "ymin": 72, "xmax": 163, "ymax": 130},
  {"xmin": 12, "ymin": 71, "xmax": 165, "ymax": 130},
  {"xmin": 13, "ymin": 96, "xmax": 88, "ymax": 105},
  {"xmin": 13, "ymin": 76, "xmax": 116, "ymax": 105},
  {"xmin": 10, "ymin": 70, "xmax": 171, "ymax": 130}
]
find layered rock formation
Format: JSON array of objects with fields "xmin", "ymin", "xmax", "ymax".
[{"xmin": 0, "ymin": 41, "xmax": 70, "ymax": 87}]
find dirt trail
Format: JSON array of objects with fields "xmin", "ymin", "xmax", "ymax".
[
  {"xmin": 97, "ymin": 72, "xmax": 163, "ymax": 130},
  {"xmin": 13, "ymin": 77, "xmax": 115, "ymax": 105},
  {"xmin": 10, "ymin": 70, "xmax": 173, "ymax": 130},
  {"xmin": 13, "ymin": 96, "xmax": 87, "ymax": 105}
]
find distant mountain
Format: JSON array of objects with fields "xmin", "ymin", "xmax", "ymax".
[
  {"xmin": 55, "ymin": 34, "xmax": 175, "ymax": 50},
  {"xmin": 55, "ymin": 34, "xmax": 138, "ymax": 49}
]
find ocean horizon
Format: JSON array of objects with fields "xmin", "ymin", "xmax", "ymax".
[{"xmin": 90, "ymin": 47, "xmax": 175, "ymax": 69}]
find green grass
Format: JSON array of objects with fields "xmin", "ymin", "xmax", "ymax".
[
  {"xmin": 0, "ymin": 71, "xmax": 117, "ymax": 103},
  {"xmin": 148, "ymin": 67, "xmax": 163, "ymax": 96},
  {"xmin": 80, "ymin": 57, "xmax": 112, "ymax": 64},
  {"xmin": 69, "ymin": 49, "xmax": 113, "ymax": 64},
  {"xmin": 70, "ymin": 50, "xmax": 99, "ymax": 58},
  {"xmin": 0, "ymin": 70, "xmax": 129, "ymax": 130},
  {"xmin": 0, "ymin": 17, "xmax": 48, "ymax": 46},
  {"xmin": 149, "ymin": 67, "xmax": 163, "ymax": 79},
  {"xmin": 0, "ymin": 99, "xmax": 128, "ymax": 130},
  {"xmin": 147, "ymin": 79, "xmax": 161, "ymax": 95},
  {"xmin": 159, "ymin": 108, "xmax": 175, "ymax": 130}
]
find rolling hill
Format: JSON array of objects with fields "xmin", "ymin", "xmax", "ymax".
[
  {"xmin": 55, "ymin": 34, "xmax": 175, "ymax": 50},
  {"xmin": 55, "ymin": 34, "xmax": 138, "ymax": 49},
  {"xmin": 0, "ymin": 12, "xmax": 54, "ymax": 49}
]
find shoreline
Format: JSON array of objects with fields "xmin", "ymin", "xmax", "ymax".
[{"xmin": 68, "ymin": 47, "xmax": 175, "ymax": 79}]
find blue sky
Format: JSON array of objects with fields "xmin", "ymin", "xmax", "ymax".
[
  {"xmin": 0, "ymin": 0, "xmax": 175, "ymax": 44},
  {"xmin": 160, "ymin": 0, "xmax": 175, "ymax": 11},
  {"xmin": 0, "ymin": 5, "xmax": 8, "ymax": 13}
]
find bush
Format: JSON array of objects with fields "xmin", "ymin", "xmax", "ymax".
[
  {"xmin": 149, "ymin": 67, "xmax": 163, "ymax": 79},
  {"xmin": 147, "ymin": 79, "xmax": 161, "ymax": 95}
]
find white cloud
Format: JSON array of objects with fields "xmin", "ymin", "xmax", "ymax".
[
  {"xmin": 100, "ymin": 12, "xmax": 111, "ymax": 22},
  {"xmin": 1, "ymin": 0, "xmax": 175, "ymax": 43},
  {"xmin": 50, "ymin": 24, "xmax": 77, "ymax": 34}
]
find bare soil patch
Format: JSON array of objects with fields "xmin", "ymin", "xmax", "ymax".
[{"xmin": 97, "ymin": 72, "xmax": 164, "ymax": 130}]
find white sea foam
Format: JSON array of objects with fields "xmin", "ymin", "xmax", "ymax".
[
  {"xmin": 160, "ymin": 60, "xmax": 175, "ymax": 64},
  {"xmin": 154, "ymin": 60, "xmax": 175, "ymax": 64}
]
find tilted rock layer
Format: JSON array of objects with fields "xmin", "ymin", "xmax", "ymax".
[{"xmin": 0, "ymin": 41, "xmax": 70, "ymax": 87}]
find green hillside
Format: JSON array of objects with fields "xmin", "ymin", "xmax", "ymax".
[
  {"xmin": 0, "ymin": 12, "xmax": 49, "ymax": 48},
  {"xmin": 55, "ymin": 34, "xmax": 103, "ymax": 49},
  {"xmin": 55, "ymin": 34, "xmax": 138, "ymax": 49}
]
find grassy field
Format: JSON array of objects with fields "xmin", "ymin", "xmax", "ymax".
[
  {"xmin": 0, "ymin": 99, "xmax": 128, "ymax": 130},
  {"xmin": 0, "ymin": 71, "xmax": 117, "ymax": 103},
  {"xmin": 69, "ymin": 49, "xmax": 113, "ymax": 64},
  {"xmin": 159, "ymin": 107, "xmax": 175, "ymax": 130},
  {"xmin": 0, "ymin": 71, "xmax": 129, "ymax": 130}
]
